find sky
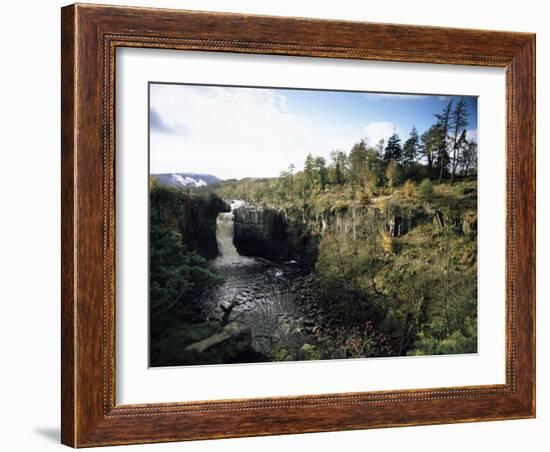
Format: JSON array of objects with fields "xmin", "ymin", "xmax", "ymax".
[{"xmin": 149, "ymin": 83, "xmax": 477, "ymax": 180}]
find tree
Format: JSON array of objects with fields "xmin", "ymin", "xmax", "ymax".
[
  {"xmin": 419, "ymin": 124, "xmax": 444, "ymax": 170},
  {"xmin": 402, "ymin": 126, "xmax": 420, "ymax": 166},
  {"xmin": 149, "ymin": 223, "xmax": 221, "ymax": 317},
  {"xmin": 304, "ymin": 153, "xmax": 316, "ymax": 186},
  {"xmin": 297, "ymin": 153, "xmax": 318, "ymax": 215},
  {"xmin": 348, "ymin": 139, "xmax": 369, "ymax": 187},
  {"xmin": 277, "ymin": 164, "xmax": 295, "ymax": 201},
  {"xmin": 434, "ymin": 100, "xmax": 453, "ymax": 183},
  {"xmin": 296, "ymin": 172, "xmax": 312, "ymax": 218},
  {"xmin": 383, "ymin": 133, "xmax": 402, "ymax": 163},
  {"xmin": 461, "ymin": 140, "xmax": 478, "ymax": 176},
  {"xmin": 375, "ymin": 138, "xmax": 385, "ymax": 156},
  {"xmin": 365, "ymin": 147, "xmax": 385, "ymax": 191},
  {"xmin": 385, "ymin": 160, "xmax": 402, "ymax": 191},
  {"xmin": 451, "ymin": 129, "xmax": 467, "ymax": 180},
  {"xmin": 316, "ymin": 208, "xmax": 385, "ymax": 318},
  {"xmin": 449, "ymin": 98, "xmax": 469, "ymax": 184},
  {"xmin": 329, "ymin": 150, "xmax": 348, "ymax": 185},
  {"xmin": 313, "ymin": 156, "xmax": 329, "ymax": 190}
]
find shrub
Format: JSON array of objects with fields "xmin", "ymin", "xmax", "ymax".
[
  {"xmin": 418, "ymin": 178, "xmax": 433, "ymax": 199},
  {"xmin": 402, "ymin": 179, "xmax": 417, "ymax": 197},
  {"xmin": 409, "ymin": 330, "xmax": 477, "ymax": 356},
  {"xmin": 385, "ymin": 160, "xmax": 403, "ymax": 191}
]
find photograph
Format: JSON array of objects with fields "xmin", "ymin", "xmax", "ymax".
[
  {"xmin": 148, "ymin": 83, "xmax": 479, "ymax": 367},
  {"xmin": 53, "ymin": 2, "xmax": 537, "ymax": 447}
]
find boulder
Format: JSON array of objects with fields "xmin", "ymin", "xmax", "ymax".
[
  {"xmin": 150, "ymin": 321, "xmax": 259, "ymax": 366},
  {"xmin": 185, "ymin": 322, "xmax": 252, "ymax": 355}
]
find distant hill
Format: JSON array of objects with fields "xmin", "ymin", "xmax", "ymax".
[{"xmin": 153, "ymin": 173, "xmax": 221, "ymax": 189}]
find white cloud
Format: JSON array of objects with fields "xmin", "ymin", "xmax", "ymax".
[
  {"xmin": 466, "ymin": 129, "xmax": 478, "ymax": 143},
  {"xmin": 363, "ymin": 121, "xmax": 400, "ymax": 146},
  {"xmin": 150, "ymin": 84, "xmax": 360, "ymax": 179}
]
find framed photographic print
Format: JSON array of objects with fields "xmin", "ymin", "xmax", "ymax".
[{"xmin": 61, "ymin": 3, "xmax": 536, "ymax": 447}]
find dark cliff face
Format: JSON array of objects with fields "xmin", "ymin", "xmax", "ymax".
[
  {"xmin": 180, "ymin": 195, "xmax": 229, "ymax": 259},
  {"xmin": 382, "ymin": 204, "xmax": 430, "ymax": 238},
  {"xmin": 233, "ymin": 207, "xmax": 289, "ymax": 261},
  {"xmin": 232, "ymin": 202, "xmax": 477, "ymax": 267},
  {"xmin": 233, "ymin": 205, "xmax": 321, "ymax": 266},
  {"xmin": 150, "ymin": 186, "xmax": 229, "ymax": 260}
]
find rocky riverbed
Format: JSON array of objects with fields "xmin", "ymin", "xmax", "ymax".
[{"xmin": 193, "ymin": 256, "xmax": 331, "ymax": 362}]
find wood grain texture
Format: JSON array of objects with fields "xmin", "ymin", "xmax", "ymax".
[
  {"xmin": 60, "ymin": 5, "xmax": 76, "ymax": 447},
  {"xmin": 60, "ymin": 3, "xmax": 536, "ymax": 447}
]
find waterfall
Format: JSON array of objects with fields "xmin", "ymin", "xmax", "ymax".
[{"xmin": 214, "ymin": 200, "xmax": 249, "ymax": 266}]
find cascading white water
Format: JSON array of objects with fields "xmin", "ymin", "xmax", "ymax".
[
  {"xmin": 214, "ymin": 200, "xmax": 249, "ymax": 266},
  {"xmin": 200, "ymin": 200, "xmax": 311, "ymax": 362}
]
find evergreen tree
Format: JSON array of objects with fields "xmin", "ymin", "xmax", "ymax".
[
  {"xmin": 364, "ymin": 147, "xmax": 385, "ymax": 192},
  {"xmin": 384, "ymin": 133, "xmax": 402, "ymax": 163},
  {"xmin": 329, "ymin": 150, "xmax": 348, "ymax": 185},
  {"xmin": 313, "ymin": 156, "xmax": 329, "ymax": 190},
  {"xmin": 402, "ymin": 126, "xmax": 420, "ymax": 166},
  {"xmin": 304, "ymin": 153, "xmax": 316, "ymax": 186},
  {"xmin": 148, "ymin": 188, "xmax": 223, "ymax": 318}
]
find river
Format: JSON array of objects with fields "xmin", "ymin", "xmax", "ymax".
[{"xmin": 195, "ymin": 200, "xmax": 315, "ymax": 359}]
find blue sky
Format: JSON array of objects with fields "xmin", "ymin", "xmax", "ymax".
[
  {"xmin": 149, "ymin": 83, "xmax": 477, "ymax": 180},
  {"xmin": 282, "ymin": 89, "xmax": 477, "ymax": 142}
]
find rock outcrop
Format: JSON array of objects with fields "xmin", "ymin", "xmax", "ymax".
[
  {"xmin": 231, "ymin": 200, "xmax": 477, "ymax": 266},
  {"xmin": 233, "ymin": 206, "xmax": 289, "ymax": 261},
  {"xmin": 185, "ymin": 322, "xmax": 252, "ymax": 355},
  {"xmin": 150, "ymin": 187, "xmax": 229, "ymax": 260},
  {"xmin": 179, "ymin": 195, "xmax": 229, "ymax": 259}
]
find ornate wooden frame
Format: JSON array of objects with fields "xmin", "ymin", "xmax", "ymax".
[{"xmin": 61, "ymin": 3, "xmax": 536, "ymax": 447}]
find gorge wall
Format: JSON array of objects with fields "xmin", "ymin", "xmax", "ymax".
[
  {"xmin": 233, "ymin": 207, "xmax": 289, "ymax": 261},
  {"xmin": 179, "ymin": 195, "xmax": 229, "ymax": 259},
  {"xmin": 150, "ymin": 187, "xmax": 229, "ymax": 259},
  {"xmin": 232, "ymin": 200, "xmax": 477, "ymax": 267}
]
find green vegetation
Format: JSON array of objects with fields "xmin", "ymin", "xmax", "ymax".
[
  {"xmin": 150, "ymin": 98, "xmax": 478, "ymax": 362},
  {"xmin": 150, "ymin": 319, "xmax": 262, "ymax": 366},
  {"xmin": 149, "ymin": 183, "xmax": 225, "ymax": 342},
  {"xmin": 215, "ymin": 98, "xmax": 478, "ymax": 357}
]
